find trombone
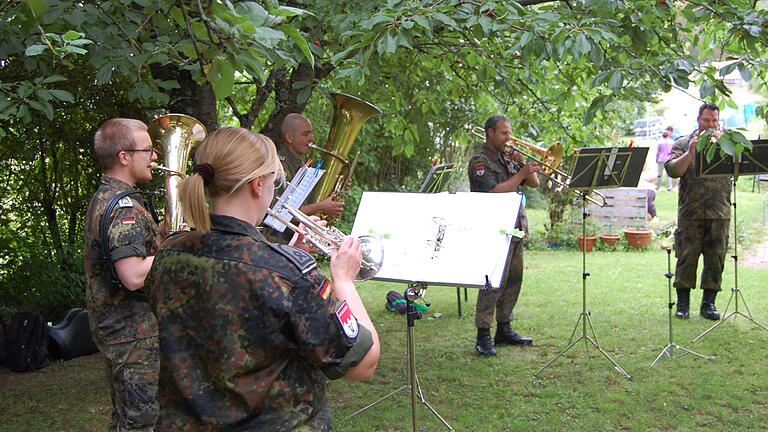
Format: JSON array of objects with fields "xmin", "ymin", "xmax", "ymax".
[{"xmin": 470, "ymin": 127, "xmax": 606, "ymax": 207}]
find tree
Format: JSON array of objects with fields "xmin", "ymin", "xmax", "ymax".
[{"xmin": 1, "ymin": 0, "xmax": 767, "ymax": 315}]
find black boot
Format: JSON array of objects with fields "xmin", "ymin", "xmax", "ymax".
[
  {"xmin": 700, "ymin": 290, "xmax": 721, "ymax": 320},
  {"xmin": 494, "ymin": 322, "xmax": 533, "ymax": 346},
  {"xmin": 675, "ymin": 288, "xmax": 690, "ymax": 319},
  {"xmin": 475, "ymin": 328, "xmax": 496, "ymax": 356}
]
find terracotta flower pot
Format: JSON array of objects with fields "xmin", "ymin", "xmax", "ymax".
[
  {"xmin": 623, "ymin": 229, "xmax": 653, "ymax": 249},
  {"xmin": 577, "ymin": 234, "xmax": 597, "ymax": 253},
  {"xmin": 599, "ymin": 234, "xmax": 621, "ymax": 246}
]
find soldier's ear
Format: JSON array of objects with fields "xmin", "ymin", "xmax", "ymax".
[
  {"xmin": 116, "ymin": 150, "xmax": 130, "ymax": 166},
  {"xmin": 249, "ymin": 175, "xmax": 265, "ymax": 198}
]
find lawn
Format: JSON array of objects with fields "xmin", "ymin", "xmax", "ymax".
[{"xmin": 2, "ymin": 186, "xmax": 767, "ymax": 431}]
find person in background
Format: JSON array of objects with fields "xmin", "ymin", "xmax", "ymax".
[
  {"xmin": 264, "ymin": 113, "xmax": 344, "ymax": 243},
  {"xmin": 83, "ymin": 118, "xmax": 162, "ymax": 431},
  {"xmin": 656, "ymin": 126, "xmax": 675, "ymax": 191},
  {"xmin": 665, "ymin": 103, "xmax": 729, "ymax": 321},
  {"xmin": 147, "ymin": 127, "xmax": 379, "ymax": 430}
]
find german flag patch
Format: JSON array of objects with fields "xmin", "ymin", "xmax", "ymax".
[
  {"xmin": 318, "ymin": 278, "xmax": 331, "ymax": 300},
  {"xmin": 120, "ymin": 217, "xmax": 136, "ymax": 224}
]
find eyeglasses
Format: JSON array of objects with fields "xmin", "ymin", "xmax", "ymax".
[
  {"xmin": 124, "ymin": 148, "xmax": 157, "ymax": 155},
  {"xmin": 270, "ymin": 171, "xmax": 286, "ymax": 189}
]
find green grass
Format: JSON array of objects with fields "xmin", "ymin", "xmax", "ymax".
[{"xmin": 2, "ymin": 186, "xmax": 767, "ymax": 431}]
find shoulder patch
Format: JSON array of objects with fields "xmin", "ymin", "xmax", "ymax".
[
  {"xmin": 474, "ymin": 161, "xmax": 485, "ymax": 176},
  {"xmin": 117, "ymin": 196, "xmax": 134, "ymax": 208},
  {"xmin": 318, "ymin": 278, "xmax": 331, "ymax": 299},
  {"xmin": 335, "ymin": 301, "xmax": 359, "ymax": 339},
  {"xmin": 269, "ymin": 243, "xmax": 317, "ymax": 274}
]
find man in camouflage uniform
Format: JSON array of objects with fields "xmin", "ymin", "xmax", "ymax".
[
  {"xmin": 665, "ymin": 103, "xmax": 729, "ymax": 320},
  {"xmin": 467, "ymin": 114, "xmax": 540, "ymax": 356},
  {"xmin": 264, "ymin": 113, "xmax": 344, "ymax": 243},
  {"xmin": 147, "ymin": 214, "xmax": 375, "ymax": 431},
  {"xmin": 83, "ymin": 118, "xmax": 163, "ymax": 431}
]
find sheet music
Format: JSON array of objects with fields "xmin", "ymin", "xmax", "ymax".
[
  {"xmin": 351, "ymin": 192, "xmax": 521, "ymax": 288},
  {"xmin": 263, "ymin": 166, "xmax": 324, "ymax": 232}
]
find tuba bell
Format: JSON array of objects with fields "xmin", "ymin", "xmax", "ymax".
[
  {"xmin": 147, "ymin": 114, "xmax": 207, "ymax": 231},
  {"xmin": 307, "ymin": 93, "xmax": 382, "ymax": 216}
]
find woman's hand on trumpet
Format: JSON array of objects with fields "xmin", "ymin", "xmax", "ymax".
[
  {"xmin": 329, "ymin": 236, "xmax": 363, "ymax": 286},
  {"xmin": 289, "ymin": 215, "xmax": 327, "ymax": 254}
]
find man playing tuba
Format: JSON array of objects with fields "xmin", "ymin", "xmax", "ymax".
[{"xmin": 264, "ymin": 113, "xmax": 344, "ymax": 243}]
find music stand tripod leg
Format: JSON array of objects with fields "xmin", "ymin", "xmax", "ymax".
[
  {"xmin": 535, "ymin": 195, "xmax": 631, "ymax": 379},
  {"xmin": 653, "ymin": 248, "xmax": 709, "ymax": 365},
  {"xmin": 404, "ymin": 284, "xmax": 454, "ymax": 432}
]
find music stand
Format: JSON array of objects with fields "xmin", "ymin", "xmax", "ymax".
[
  {"xmin": 418, "ymin": 163, "xmax": 457, "ymax": 194},
  {"xmin": 693, "ymin": 139, "xmax": 768, "ymax": 342},
  {"xmin": 344, "ymin": 283, "xmax": 453, "ymax": 432},
  {"xmin": 651, "ymin": 246, "xmax": 710, "ymax": 366},
  {"xmin": 418, "ymin": 163, "xmax": 470, "ymax": 318},
  {"xmin": 346, "ymin": 192, "xmax": 520, "ymax": 431},
  {"xmin": 535, "ymin": 146, "xmax": 647, "ymax": 379}
]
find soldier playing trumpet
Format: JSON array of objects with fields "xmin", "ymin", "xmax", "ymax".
[{"xmin": 665, "ymin": 102, "xmax": 728, "ymax": 321}]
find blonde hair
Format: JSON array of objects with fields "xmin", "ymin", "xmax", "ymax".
[
  {"xmin": 93, "ymin": 118, "xmax": 148, "ymax": 168},
  {"xmin": 178, "ymin": 127, "xmax": 282, "ymax": 232}
]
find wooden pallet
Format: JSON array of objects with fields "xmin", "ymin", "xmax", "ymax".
[{"xmin": 572, "ymin": 187, "xmax": 649, "ymax": 230}]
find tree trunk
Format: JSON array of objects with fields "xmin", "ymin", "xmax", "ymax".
[
  {"xmin": 260, "ymin": 61, "xmax": 335, "ymax": 144},
  {"xmin": 150, "ymin": 66, "xmax": 219, "ymax": 132}
]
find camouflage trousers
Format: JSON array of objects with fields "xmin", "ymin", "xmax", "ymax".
[
  {"xmin": 475, "ymin": 241, "xmax": 524, "ymax": 328},
  {"xmin": 100, "ymin": 336, "xmax": 160, "ymax": 432},
  {"xmin": 673, "ymin": 218, "xmax": 730, "ymax": 291}
]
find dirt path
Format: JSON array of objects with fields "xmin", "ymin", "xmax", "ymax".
[{"xmin": 743, "ymin": 238, "xmax": 768, "ymax": 269}]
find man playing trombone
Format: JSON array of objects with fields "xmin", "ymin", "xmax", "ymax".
[{"xmin": 468, "ymin": 114, "xmax": 540, "ymax": 357}]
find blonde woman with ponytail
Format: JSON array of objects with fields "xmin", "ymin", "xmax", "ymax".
[{"xmin": 147, "ymin": 127, "xmax": 379, "ymax": 431}]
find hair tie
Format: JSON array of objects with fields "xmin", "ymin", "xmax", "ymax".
[{"xmin": 193, "ymin": 163, "xmax": 215, "ymax": 186}]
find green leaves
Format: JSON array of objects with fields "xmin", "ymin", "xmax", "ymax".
[
  {"xmin": 208, "ymin": 57, "xmax": 235, "ymax": 99},
  {"xmin": 700, "ymin": 129, "xmax": 753, "ymax": 163}
]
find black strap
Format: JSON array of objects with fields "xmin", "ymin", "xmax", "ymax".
[{"xmin": 99, "ymin": 190, "xmax": 141, "ymax": 263}]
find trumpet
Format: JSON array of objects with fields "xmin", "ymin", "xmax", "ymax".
[
  {"xmin": 470, "ymin": 127, "xmax": 606, "ymax": 207},
  {"xmin": 266, "ymin": 204, "xmax": 384, "ymax": 281}
]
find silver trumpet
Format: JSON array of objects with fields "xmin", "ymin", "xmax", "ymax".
[{"xmin": 266, "ymin": 204, "xmax": 384, "ymax": 281}]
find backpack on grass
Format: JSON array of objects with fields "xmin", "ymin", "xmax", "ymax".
[{"xmin": 2, "ymin": 312, "xmax": 50, "ymax": 372}]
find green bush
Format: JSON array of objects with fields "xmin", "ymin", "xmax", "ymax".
[{"xmin": 0, "ymin": 246, "xmax": 85, "ymax": 321}]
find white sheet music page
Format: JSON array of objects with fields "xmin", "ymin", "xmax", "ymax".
[
  {"xmin": 351, "ymin": 192, "xmax": 521, "ymax": 288},
  {"xmin": 263, "ymin": 166, "xmax": 324, "ymax": 232}
]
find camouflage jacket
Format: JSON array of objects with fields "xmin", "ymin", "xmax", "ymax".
[
  {"xmin": 264, "ymin": 143, "xmax": 305, "ymax": 244},
  {"xmin": 147, "ymin": 214, "xmax": 373, "ymax": 431},
  {"xmin": 467, "ymin": 143, "xmax": 529, "ymax": 239},
  {"xmin": 83, "ymin": 176, "xmax": 161, "ymax": 345},
  {"xmin": 666, "ymin": 133, "xmax": 731, "ymax": 220}
]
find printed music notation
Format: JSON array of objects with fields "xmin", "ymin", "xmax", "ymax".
[{"xmin": 263, "ymin": 166, "xmax": 324, "ymax": 232}]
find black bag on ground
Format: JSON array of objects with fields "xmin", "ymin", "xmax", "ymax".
[
  {"xmin": 2, "ymin": 311, "xmax": 50, "ymax": 372},
  {"xmin": 385, "ymin": 290, "xmax": 407, "ymax": 314},
  {"xmin": 49, "ymin": 308, "xmax": 99, "ymax": 360}
]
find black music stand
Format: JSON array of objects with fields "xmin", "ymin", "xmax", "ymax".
[
  {"xmin": 418, "ymin": 163, "xmax": 457, "ymax": 194},
  {"xmin": 651, "ymin": 246, "xmax": 710, "ymax": 366},
  {"xmin": 693, "ymin": 139, "xmax": 768, "ymax": 342},
  {"xmin": 535, "ymin": 146, "xmax": 647, "ymax": 379}
]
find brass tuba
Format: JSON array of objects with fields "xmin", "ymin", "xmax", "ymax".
[
  {"xmin": 307, "ymin": 93, "xmax": 382, "ymax": 212},
  {"xmin": 147, "ymin": 114, "xmax": 207, "ymax": 231}
]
